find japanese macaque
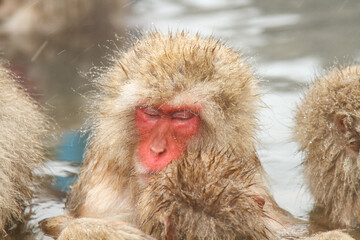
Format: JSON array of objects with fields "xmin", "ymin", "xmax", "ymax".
[
  {"xmin": 41, "ymin": 31, "xmax": 295, "ymax": 239},
  {"xmin": 0, "ymin": 62, "xmax": 49, "ymax": 235},
  {"xmin": 294, "ymin": 65, "xmax": 360, "ymax": 227}
]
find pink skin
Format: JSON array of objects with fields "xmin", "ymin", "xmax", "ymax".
[{"xmin": 135, "ymin": 104, "xmax": 201, "ymax": 173}]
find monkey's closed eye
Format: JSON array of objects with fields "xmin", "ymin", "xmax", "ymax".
[
  {"xmin": 143, "ymin": 107, "xmax": 161, "ymax": 117},
  {"xmin": 172, "ymin": 111, "xmax": 195, "ymax": 120}
]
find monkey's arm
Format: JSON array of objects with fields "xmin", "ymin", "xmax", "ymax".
[{"xmin": 40, "ymin": 214, "xmax": 155, "ymax": 240}]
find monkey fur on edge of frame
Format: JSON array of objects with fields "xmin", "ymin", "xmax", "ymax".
[
  {"xmin": 294, "ymin": 65, "xmax": 360, "ymax": 227},
  {"xmin": 0, "ymin": 62, "xmax": 50, "ymax": 235},
  {"xmin": 41, "ymin": 31, "xmax": 296, "ymax": 239}
]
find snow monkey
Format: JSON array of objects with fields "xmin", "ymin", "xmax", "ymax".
[
  {"xmin": 40, "ymin": 32, "xmax": 352, "ymax": 239},
  {"xmin": 0, "ymin": 61, "xmax": 49, "ymax": 236},
  {"xmin": 40, "ymin": 31, "xmax": 290, "ymax": 239},
  {"xmin": 294, "ymin": 65, "xmax": 360, "ymax": 227}
]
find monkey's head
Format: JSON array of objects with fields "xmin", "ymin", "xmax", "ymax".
[
  {"xmin": 88, "ymin": 31, "xmax": 259, "ymax": 183},
  {"xmin": 294, "ymin": 64, "xmax": 360, "ymax": 225},
  {"xmin": 295, "ymin": 65, "xmax": 360, "ymax": 166},
  {"xmin": 138, "ymin": 150, "xmax": 273, "ymax": 240}
]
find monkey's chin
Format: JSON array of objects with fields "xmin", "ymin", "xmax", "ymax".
[
  {"xmin": 139, "ymin": 172, "xmax": 157, "ymax": 184},
  {"xmin": 135, "ymin": 162, "xmax": 159, "ymax": 185}
]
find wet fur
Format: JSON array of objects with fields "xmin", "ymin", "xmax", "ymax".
[
  {"xmin": 303, "ymin": 230, "xmax": 354, "ymax": 240},
  {"xmin": 139, "ymin": 150, "xmax": 274, "ymax": 240},
  {"xmin": 0, "ymin": 62, "xmax": 49, "ymax": 235},
  {"xmin": 294, "ymin": 65, "xmax": 360, "ymax": 227},
  {"xmin": 41, "ymin": 32, "xmax": 293, "ymax": 239},
  {"xmin": 70, "ymin": 31, "xmax": 262, "ymax": 219}
]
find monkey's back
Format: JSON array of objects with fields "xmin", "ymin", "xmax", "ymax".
[{"xmin": 0, "ymin": 62, "xmax": 49, "ymax": 232}]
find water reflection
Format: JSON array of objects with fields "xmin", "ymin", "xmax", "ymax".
[
  {"xmin": 53, "ymin": 131, "xmax": 87, "ymax": 191},
  {"xmin": 0, "ymin": 0, "xmax": 360, "ymax": 238},
  {"xmin": 26, "ymin": 132, "xmax": 86, "ymax": 239}
]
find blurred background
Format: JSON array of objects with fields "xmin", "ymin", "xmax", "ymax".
[{"xmin": 0, "ymin": 0, "xmax": 359, "ymax": 238}]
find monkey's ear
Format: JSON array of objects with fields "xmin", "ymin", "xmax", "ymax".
[
  {"xmin": 335, "ymin": 113, "xmax": 348, "ymax": 134},
  {"xmin": 335, "ymin": 113, "xmax": 360, "ymax": 153}
]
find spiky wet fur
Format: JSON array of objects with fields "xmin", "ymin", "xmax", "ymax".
[
  {"xmin": 68, "ymin": 31, "xmax": 262, "ymax": 218},
  {"xmin": 294, "ymin": 65, "xmax": 360, "ymax": 227},
  {"xmin": 42, "ymin": 31, "xmax": 284, "ymax": 238},
  {"xmin": 139, "ymin": 150, "xmax": 273, "ymax": 240},
  {"xmin": 0, "ymin": 62, "xmax": 49, "ymax": 235}
]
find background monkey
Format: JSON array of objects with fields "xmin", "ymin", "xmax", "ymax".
[
  {"xmin": 0, "ymin": 0, "xmax": 128, "ymax": 36},
  {"xmin": 294, "ymin": 65, "xmax": 360, "ymax": 227},
  {"xmin": 0, "ymin": 61, "xmax": 50, "ymax": 236}
]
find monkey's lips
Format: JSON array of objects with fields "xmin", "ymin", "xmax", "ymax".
[{"xmin": 139, "ymin": 153, "xmax": 178, "ymax": 173}]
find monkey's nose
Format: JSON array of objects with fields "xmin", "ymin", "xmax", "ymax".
[{"xmin": 150, "ymin": 141, "xmax": 166, "ymax": 155}]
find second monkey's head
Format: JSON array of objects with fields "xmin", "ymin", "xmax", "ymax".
[{"xmin": 88, "ymin": 31, "xmax": 260, "ymax": 179}]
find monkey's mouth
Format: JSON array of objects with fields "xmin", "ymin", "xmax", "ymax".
[{"xmin": 135, "ymin": 161, "xmax": 160, "ymax": 183}]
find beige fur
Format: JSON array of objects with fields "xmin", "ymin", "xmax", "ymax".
[
  {"xmin": 41, "ymin": 32, "xmax": 302, "ymax": 239},
  {"xmin": 294, "ymin": 65, "xmax": 360, "ymax": 227},
  {"xmin": 39, "ymin": 32, "xmax": 357, "ymax": 240},
  {"xmin": 303, "ymin": 230, "xmax": 354, "ymax": 240},
  {"xmin": 41, "ymin": 31, "xmax": 266, "ymax": 237},
  {"xmin": 139, "ymin": 150, "xmax": 275, "ymax": 240},
  {"xmin": 57, "ymin": 217, "xmax": 155, "ymax": 240},
  {"xmin": 0, "ymin": 62, "xmax": 49, "ymax": 235},
  {"xmin": 70, "ymin": 31, "xmax": 263, "ymax": 218}
]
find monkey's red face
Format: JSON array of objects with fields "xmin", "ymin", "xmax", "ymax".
[{"xmin": 135, "ymin": 105, "xmax": 201, "ymax": 173}]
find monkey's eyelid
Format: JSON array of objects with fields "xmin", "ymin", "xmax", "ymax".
[
  {"xmin": 142, "ymin": 107, "xmax": 161, "ymax": 117},
  {"xmin": 172, "ymin": 111, "xmax": 195, "ymax": 120}
]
